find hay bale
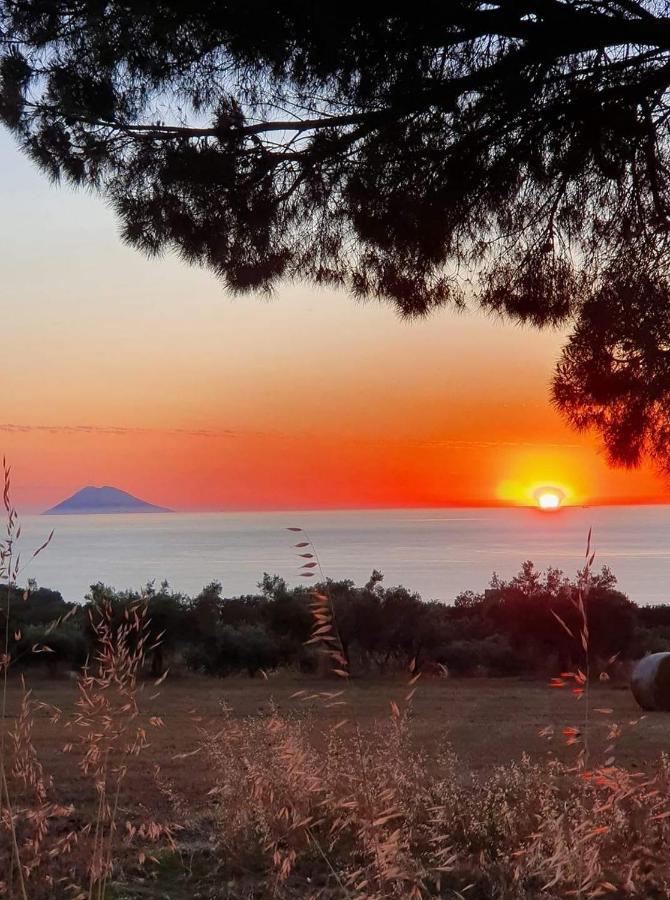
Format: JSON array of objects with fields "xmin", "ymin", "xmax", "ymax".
[{"xmin": 631, "ymin": 653, "xmax": 670, "ymax": 711}]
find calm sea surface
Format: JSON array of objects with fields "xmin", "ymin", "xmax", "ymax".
[{"xmin": 12, "ymin": 506, "xmax": 670, "ymax": 605}]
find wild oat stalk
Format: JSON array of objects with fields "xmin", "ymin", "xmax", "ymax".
[
  {"xmin": 62, "ymin": 598, "xmax": 174, "ymax": 899},
  {"xmin": 536, "ymin": 529, "xmax": 670, "ymax": 897},
  {"xmin": 22, "ymin": 595, "xmax": 175, "ymax": 898},
  {"xmin": 287, "ymin": 527, "xmax": 423, "ymax": 899},
  {"xmin": 0, "ymin": 460, "xmax": 53, "ymax": 899}
]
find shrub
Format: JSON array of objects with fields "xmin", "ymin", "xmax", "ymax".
[
  {"xmin": 437, "ymin": 635, "xmax": 521, "ymax": 676},
  {"xmin": 183, "ymin": 624, "xmax": 280, "ymax": 677}
]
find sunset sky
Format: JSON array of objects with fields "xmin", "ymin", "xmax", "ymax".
[{"xmin": 1, "ymin": 129, "xmax": 667, "ymax": 513}]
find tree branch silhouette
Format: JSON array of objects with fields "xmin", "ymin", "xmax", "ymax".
[{"xmin": 4, "ymin": 1, "xmax": 670, "ymax": 469}]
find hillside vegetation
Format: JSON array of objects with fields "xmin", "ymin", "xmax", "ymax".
[{"xmin": 4, "ymin": 561, "xmax": 668, "ymax": 680}]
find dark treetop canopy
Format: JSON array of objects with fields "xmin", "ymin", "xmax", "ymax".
[{"xmin": 3, "ymin": 1, "xmax": 670, "ymax": 471}]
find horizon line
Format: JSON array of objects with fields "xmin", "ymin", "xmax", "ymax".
[{"xmin": 26, "ymin": 497, "xmax": 670, "ymax": 516}]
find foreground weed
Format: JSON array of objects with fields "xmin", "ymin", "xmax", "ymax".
[
  {"xmin": 0, "ymin": 461, "xmax": 174, "ymax": 898},
  {"xmin": 39, "ymin": 600, "xmax": 176, "ymax": 898},
  {"xmin": 536, "ymin": 531, "xmax": 669, "ymax": 897},
  {"xmin": 0, "ymin": 461, "xmax": 53, "ymax": 898}
]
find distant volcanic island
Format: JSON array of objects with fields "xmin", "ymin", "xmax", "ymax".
[{"xmin": 44, "ymin": 486, "xmax": 171, "ymax": 515}]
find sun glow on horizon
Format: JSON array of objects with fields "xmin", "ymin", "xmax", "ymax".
[
  {"xmin": 494, "ymin": 446, "xmax": 589, "ymax": 509},
  {"xmin": 535, "ymin": 488, "xmax": 563, "ymax": 510},
  {"xmin": 497, "ymin": 474, "xmax": 576, "ymax": 508}
]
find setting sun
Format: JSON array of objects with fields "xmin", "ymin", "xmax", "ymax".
[{"xmin": 535, "ymin": 487, "xmax": 564, "ymax": 510}]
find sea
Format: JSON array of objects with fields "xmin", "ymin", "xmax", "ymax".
[{"xmin": 10, "ymin": 505, "xmax": 670, "ymax": 606}]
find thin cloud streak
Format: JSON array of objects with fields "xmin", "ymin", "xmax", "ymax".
[
  {"xmin": 0, "ymin": 423, "xmax": 238, "ymax": 438},
  {"xmin": 0, "ymin": 422, "xmax": 580, "ymax": 449}
]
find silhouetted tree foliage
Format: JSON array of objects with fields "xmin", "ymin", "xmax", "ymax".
[
  {"xmin": 3, "ymin": 3, "xmax": 670, "ymax": 466},
  {"xmin": 0, "ymin": 562, "xmax": 664, "ymax": 678},
  {"xmin": 484, "ymin": 561, "xmax": 635, "ymax": 669}
]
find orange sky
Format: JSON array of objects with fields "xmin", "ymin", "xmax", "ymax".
[{"xmin": 1, "ymin": 131, "xmax": 667, "ymax": 512}]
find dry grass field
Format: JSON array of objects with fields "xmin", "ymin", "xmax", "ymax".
[
  {"xmin": 3, "ymin": 671, "xmax": 670, "ymax": 898},
  {"xmin": 2, "ymin": 672, "xmax": 664, "ymax": 815}
]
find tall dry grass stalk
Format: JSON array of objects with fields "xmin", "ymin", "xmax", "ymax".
[
  {"xmin": 2, "ymin": 599, "xmax": 175, "ymax": 899},
  {"xmin": 180, "ymin": 697, "xmax": 670, "ymax": 897},
  {"xmin": 288, "ymin": 527, "xmax": 423, "ymax": 898},
  {"xmin": 0, "ymin": 460, "xmax": 53, "ymax": 899},
  {"xmin": 0, "ymin": 463, "xmax": 173, "ymax": 898},
  {"xmin": 539, "ymin": 530, "xmax": 665, "ymax": 898}
]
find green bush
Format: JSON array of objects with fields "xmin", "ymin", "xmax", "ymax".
[
  {"xmin": 183, "ymin": 624, "xmax": 280, "ymax": 677},
  {"xmin": 438, "ymin": 635, "xmax": 521, "ymax": 676}
]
